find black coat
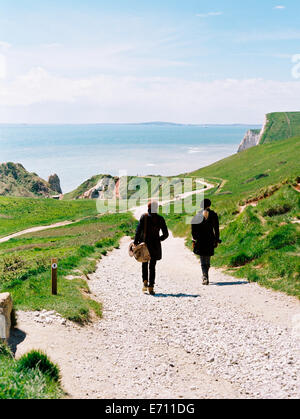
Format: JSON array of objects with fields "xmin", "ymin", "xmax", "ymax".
[
  {"xmin": 191, "ymin": 209, "xmax": 220, "ymax": 257},
  {"xmin": 134, "ymin": 212, "xmax": 169, "ymax": 261}
]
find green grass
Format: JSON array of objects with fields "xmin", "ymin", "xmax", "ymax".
[
  {"xmin": 0, "ymin": 343, "xmax": 63, "ymax": 399},
  {"xmin": 0, "ymin": 196, "xmax": 97, "ymax": 238},
  {"xmin": 260, "ymin": 112, "xmax": 300, "ymax": 144},
  {"xmin": 161, "ymin": 136, "xmax": 300, "ymax": 298},
  {"xmin": 0, "ymin": 213, "xmax": 136, "ymax": 322}
]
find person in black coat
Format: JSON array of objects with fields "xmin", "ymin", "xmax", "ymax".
[
  {"xmin": 191, "ymin": 199, "xmax": 221, "ymax": 285},
  {"xmin": 134, "ymin": 201, "xmax": 169, "ymax": 295}
]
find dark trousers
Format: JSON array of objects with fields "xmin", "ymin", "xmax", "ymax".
[
  {"xmin": 200, "ymin": 256, "xmax": 211, "ymax": 278},
  {"xmin": 142, "ymin": 259, "xmax": 157, "ymax": 287}
]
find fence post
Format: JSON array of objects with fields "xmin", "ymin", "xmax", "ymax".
[{"xmin": 51, "ymin": 258, "xmax": 58, "ymax": 295}]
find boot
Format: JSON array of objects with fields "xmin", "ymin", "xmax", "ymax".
[
  {"xmin": 142, "ymin": 280, "xmax": 148, "ymax": 293},
  {"xmin": 202, "ymin": 275, "xmax": 209, "ymax": 285},
  {"xmin": 148, "ymin": 287, "xmax": 155, "ymax": 296}
]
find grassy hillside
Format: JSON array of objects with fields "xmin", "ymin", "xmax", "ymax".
[
  {"xmin": 0, "ymin": 196, "xmax": 98, "ymax": 238},
  {"xmin": 260, "ymin": 112, "xmax": 300, "ymax": 144},
  {"xmin": 162, "ymin": 136, "xmax": 300, "ymax": 297},
  {"xmin": 0, "ymin": 213, "xmax": 136, "ymax": 322},
  {"xmin": 0, "ymin": 162, "xmax": 57, "ymax": 198}
]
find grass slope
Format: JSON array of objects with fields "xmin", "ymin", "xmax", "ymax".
[
  {"xmin": 0, "ymin": 196, "xmax": 97, "ymax": 238},
  {"xmin": 163, "ymin": 136, "xmax": 300, "ymax": 297},
  {"xmin": 260, "ymin": 112, "xmax": 300, "ymax": 144},
  {"xmin": 0, "ymin": 213, "xmax": 136, "ymax": 322}
]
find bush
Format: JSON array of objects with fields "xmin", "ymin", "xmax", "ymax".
[
  {"xmin": 263, "ymin": 203, "xmax": 292, "ymax": 217},
  {"xmin": 17, "ymin": 350, "xmax": 60, "ymax": 382}
]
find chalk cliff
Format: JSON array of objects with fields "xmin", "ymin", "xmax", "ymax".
[{"xmin": 237, "ymin": 129, "xmax": 261, "ymax": 153}]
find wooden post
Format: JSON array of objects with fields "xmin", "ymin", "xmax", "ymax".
[{"xmin": 51, "ymin": 258, "xmax": 58, "ymax": 295}]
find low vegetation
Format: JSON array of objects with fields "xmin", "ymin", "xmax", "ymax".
[
  {"xmin": 0, "ymin": 196, "xmax": 97, "ymax": 238},
  {"xmin": 0, "ymin": 213, "xmax": 136, "ymax": 322},
  {"xmin": 0, "ymin": 343, "xmax": 63, "ymax": 399}
]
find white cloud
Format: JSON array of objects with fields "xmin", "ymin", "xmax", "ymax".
[
  {"xmin": 196, "ymin": 12, "xmax": 223, "ymax": 18},
  {"xmin": 1, "ymin": 67, "xmax": 300, "ymax": 123},
  {"xmin": 274, "ymin": 5, "xmax": 286, "ymax": 9}
]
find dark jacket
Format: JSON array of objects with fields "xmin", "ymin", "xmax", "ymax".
[
  {"xmin": 134, "ymin": 212, "xmax": 169, "ymax": 261},
  {"xmin": 191, "ymin": 209, "xmax": 220, "ymax": 257}
]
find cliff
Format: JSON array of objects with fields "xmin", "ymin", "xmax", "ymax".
[
  {"xmin": 0, "ymin": 162, "xmax": 60, "ymax": 198},
  {"xmin": 48, "ymin": 174, "xmax": 62, "ymax": 194},
  {"xmin": 237, "ymin": 111, "xmax": 300, "ymax": 152},
  {"xmin": 237, "ymin": 129, "xmax": 261, "ymax": 153}
]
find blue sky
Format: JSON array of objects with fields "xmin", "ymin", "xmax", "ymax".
[{"xmin": 0, "ymin": 0, "xmax": 299, "ymax": 123}]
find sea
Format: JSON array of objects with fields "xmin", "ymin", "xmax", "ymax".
[{"xmin": 0, "ymin": 123, "xmax": 260, "ymax": 193}]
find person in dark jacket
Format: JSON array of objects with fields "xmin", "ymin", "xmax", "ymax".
[
  {"xmin": 134, "ymin": 201, "xmax": 169, "ymax": 295},
  {"xmin": 191, "ymin": 199, "xmax": 221, "ymax": 285}
]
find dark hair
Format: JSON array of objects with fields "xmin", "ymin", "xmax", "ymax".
[{"xmin": 201, "ymin": 199, "xmax": 211, "ymax": 209}]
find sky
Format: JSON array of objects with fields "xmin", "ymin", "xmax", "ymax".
[{"xmin": 0, "ymin": 0, "xmax": 300, "ymax": 124}]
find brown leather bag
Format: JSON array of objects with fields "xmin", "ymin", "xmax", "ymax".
[{"xmin": 131, "ymin": 214, "xmax": 151, "ymax": 263}]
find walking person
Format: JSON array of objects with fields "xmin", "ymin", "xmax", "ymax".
[
  {"xmin": 191, "ymin": 199, "xmax": 221, "ymax": 285},
  {"xmin": 134, "ymin": 201, "xmax": 169, "ymax": 295}
]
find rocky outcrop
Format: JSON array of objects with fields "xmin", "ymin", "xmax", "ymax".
[
  {"xmin": 0, "ymin": 162, "xmax": 58, "ymax": 198},
  {"xmin": 0, "ymin": 293, "xmax": 13, "ymax": 342},
  {"xmin": 237, "ymin": 129, "xmax": 261, "ymax": 153},
  {"xmin": 48, "ymin": 174, "xmax": 62, "ymax": 194}
]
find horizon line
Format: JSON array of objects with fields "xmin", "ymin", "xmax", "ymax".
[{"xmin": 0, "ymin": 121, "xmax": 262, "ymax": 126}]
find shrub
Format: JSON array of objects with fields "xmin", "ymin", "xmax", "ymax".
[
  {"xmin": 17, "ymin": 350, "xmax": 60, "ymax": 382},
  {"xmin": 263, "ymin": 203, "xmax": 292, "ymax": 217},
  {"xmin": 2, "ymin": 255, "xmax": 26, "ymax": 273}
]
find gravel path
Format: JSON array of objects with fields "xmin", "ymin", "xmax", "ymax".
[{"xmin": 12, "ymin": 232, "xmax": 300, "ymax": 399}]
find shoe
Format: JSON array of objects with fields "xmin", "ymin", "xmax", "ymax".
[
  {"xmin": 202, "ymin": 276, "xmax": 209, "ymax": 285},
  {"xmin": 142, "ymin": 280, "xmax": 148, "ymax": 293},
  {"xmin": 148, "ymin": 287, "xmax": 156, "ymax": 295}
]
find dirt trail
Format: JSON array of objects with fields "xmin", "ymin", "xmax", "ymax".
[{"xmin": 0, "ymin": 221, "xmax": 75, "ymax": 244}]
